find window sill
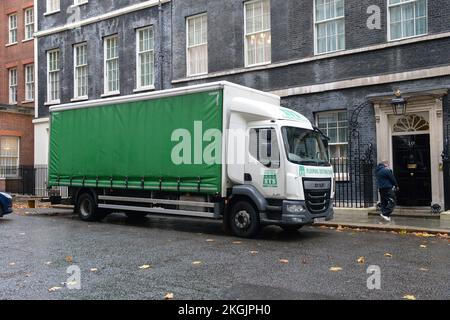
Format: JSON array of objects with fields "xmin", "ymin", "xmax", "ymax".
[
  {"xmin": 314, "ymin": 48, "xmax": 346, "ymax": 56},
  {"xmin": 21, "ymin": 100, "xmax": 34, "ymax": 104},
  {"xmin": 71, "ymin": 96, "xmax": 89, "ymax": 102},
  {"xmin": 44, "ymin": 10, "xmax": 61, "ymax": 16},
  {"xmin": 388, "ymin": 33, "xmax": 428, "ymax": 43},
  {"xmin": 101, "ymin": 91, "xmax": 120, "ymax": 98},
  {"xmin": 245, "ymin": 61, "xmax": 271, "ymax": 69},
  {"xmin": 186, "ymin": 72, "xmax": 208, "ymax": 78},
  {"xmin": 22, "ymin": 38, "xmax": 33, "ymax": 43},
  {"xmin": 69, "ymin": 2, "xmax": 88, "ymax": 9},
  {"xmin": 8, "ymin": 102, "xmax": 18, "ymax": 106},
  {"xmin": 5, "ymin": 42, "xmax": 18, "ymax": 47},
  {"xmin": 44, "ymin": 100, "xmax": 60, "ymax": 106},
  {"xmin": 133, "ymin": 86, "xmax": 155, "ymax": 93}
]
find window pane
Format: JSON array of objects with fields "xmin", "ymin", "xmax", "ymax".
[
  {"xmin": 187, "ymin": 15, "xmax": 208, "ymax": 76},
  {"xmin": 245, "ymin": 0, "xmax": 271, "ymax": 66},
  {"xmin": 389, "ymin": 0, "xmax": 428, "ymax": 40}
]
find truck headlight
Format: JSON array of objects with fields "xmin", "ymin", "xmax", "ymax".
[{"xmin": 286, "ymin": 204, "xmax": 306, "ymax": 214}]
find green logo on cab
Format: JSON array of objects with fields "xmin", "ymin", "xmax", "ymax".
[{"xmin": 263, "ymin": 170, "xmax": 278, "ymax": 187}]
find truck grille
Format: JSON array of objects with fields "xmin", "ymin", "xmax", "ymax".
[{"xmin": 303, "ymin": 179, "xmax": 331, "ymax": 214}]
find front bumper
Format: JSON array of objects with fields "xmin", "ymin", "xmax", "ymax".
[
  {"xmin": 1, "ymin": 205, "xmax": 13, "ymax": 217},
  {"xmin": 261, "ymin": 200, "xmax": 334, "ymax": 226}
]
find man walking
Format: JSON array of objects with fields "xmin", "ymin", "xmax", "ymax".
[{"xmin": 376, "ymin": 160, "xmax": 398, "ymax": 222}]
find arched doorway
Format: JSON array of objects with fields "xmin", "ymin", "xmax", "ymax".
[
  {"xmin": 391, "ymin": 114, "xmax": 431, "ymax": 206},
  {"xmin": 372, "ymin": 89, "xmax": 447, "ymax": 210}
]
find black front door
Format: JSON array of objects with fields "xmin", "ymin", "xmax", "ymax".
[{"xmin": 392, "ymin": 134, "xmax": 432, "ymax": 206}]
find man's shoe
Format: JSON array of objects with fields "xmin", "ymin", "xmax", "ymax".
[{"xmin": 380, "ymin": 213, "xmax": 391, "ymax": 222}]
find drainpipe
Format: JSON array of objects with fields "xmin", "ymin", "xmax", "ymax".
[{"xmin": 158, "ymin": 0, "xmax": 164, "ymax": 90}]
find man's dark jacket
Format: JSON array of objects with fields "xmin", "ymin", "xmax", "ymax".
[{"xmin": 376, "ymin": 164, "xmax": 398, "ymax": 189}]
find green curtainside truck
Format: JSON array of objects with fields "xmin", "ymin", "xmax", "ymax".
[{"xmin": 49, "ymin": 81, "xmax": 334, "ymax": 238}]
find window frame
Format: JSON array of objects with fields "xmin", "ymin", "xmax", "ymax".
[
  {"xmin": 103, "ymin": 35, "xmax": 120, "ymax": 96},
  {"xmin": 25, "ymin": 64, "xmax": 34, "ymax": 102},
  {"xmin": 47, "ymin": 49, "xmax": 61, "ymax": 104},
  {"xmin": 244, "ymin": 0, "xmax": 272, "ymax": 68},
  {"xmin": 24, "ymin": 8, "xmax": 34, "ymax": 41},
  {"xmin": 73, "ymin": 43, "xmax": 88, "ymax": 99},
  {"xmin": 186, "ymin": 13, "xmax": 208, "ymax": 77},
  {"xmin": 313, "ymin": 0, "xmax": 346, "ymax": 55},
  {"xmin": 249, "ymin": 127, "xmax": 281, "ymax": 169},
  {"xmin": 136, "ymin": 26, "xmax": 155, "ymax": 90},
  {"xmin": 387, "ymin": 0, "xmax": 428, "ymax": 42},
  {"xmin": 8, "ymin": 14, "xmax": 18, "ymax": 45},
  {"xmin": 46, "ymin": 0, "xmax": 60, "ymax": 14},
  {"xmin": 0, "ymin": 136, "xmax": 20, "ymax": 178},
  {"xmin": 316, "ymin": 110, "xmax": 349, "ymax": 180},
  {"xmin": 8, "ymin": 68, "xmax": 18, "ymax": 105},
  {"xmin": 73, "ymin": 0, "xmax": 88, "ymax": 6}
]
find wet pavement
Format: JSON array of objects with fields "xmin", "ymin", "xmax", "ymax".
[
  {"xmin": 323, "ymin": 214, "xmax": 450, "ymax": 233},
  {"xmin": 1, "ymin": 210, "xmax": 449, "ymax": 300}
]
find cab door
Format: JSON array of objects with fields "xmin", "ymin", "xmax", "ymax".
[{"xmin": 245, "ymin": 127, "xmax": 284, "ymax": 199}]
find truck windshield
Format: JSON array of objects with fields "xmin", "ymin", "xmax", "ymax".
[{"xmin": 281, "ymin": 126, "xmax": 330, "ymax": 166}]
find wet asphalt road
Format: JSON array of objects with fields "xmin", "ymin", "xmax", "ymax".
[{"xmin": 0, "ymin": 211, "xmax": 449, "ymax": 300}]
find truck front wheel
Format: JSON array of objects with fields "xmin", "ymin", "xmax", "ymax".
[
  {"xmin": 229, "ymin": 201, "xmax": 260, "ymax": 238},
  {"xmin": 76, "ymin": 192, "xmax": 105, "ymax": 222}
]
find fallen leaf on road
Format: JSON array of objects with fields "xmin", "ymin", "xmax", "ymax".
[
  {"xmin": 419, "ymin": 268, "xmax": 428, "ymax": 272},
  {"xmin": 250, "ymin": 251, "xmax": 258, "ymax": 255},
  {"xmin": 420, "ymin": 245, "xmax": 427, "ymax": 248},
  {"xmin": 399, "ymin": 230, "xmax": 407, "ymax": 235},
  {"xmin": 357, "ymin": 257, "xmax": 365, "ymax": 264},
  {"xmin": 232, "ymin": 241, "xmax": 242, "ymax": 244},
  {"xmin": 336, "ymin": 225, "xmax": 344, "ymax": 232},
  {"xmin": 45, "ymin": 261, "xmax": 52, "ymax": 265},
  {"xmin": 279, "ymin": 259, "xmax": 289, "ymax": 264},
  {"xmin": 164, "ymin": 292, "xmax": 174, "ymax": 300},
  {"xmin": 192, "ymin": 261, "xmax": 202, "ymax": 265},
  {"xmin": 90, "ymin": 268, "xmax": 98, "ymax": 272},
  {"xmin": 48, "ymin": 286, "xmax": 62, "ymax": 292},
  {"xmin": 139, "ymin": 264, "xmax": 152, "ymax": 269},
  {"xmin": 206, "ymin": 239, "xmax": 214, "ymax": 242},
  {"xmin": 403, "ymin": 294, "xmax": 417, "ymax": 300},
  {"xmin": 9, "ymin": 262, "xmax": 16, "ymax": 266},
  {"xmin": 413, "ymin": 232, "xmax": 435, "ymax": 238},
  {"xmin": 66, "ymin": 256, "xmax": 73, "ymax": 263},
  {"xmin": 384, "ymin": 253, "xmax": 393, "ymax": 258},
  {"xmin": 329, "ymin": 267, "xmax": 342, "ymax": 272}
]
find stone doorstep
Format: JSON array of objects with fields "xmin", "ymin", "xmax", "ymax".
[{"xmin": 441, "ymin": 211, "xmax": 450, "ymax": 221}]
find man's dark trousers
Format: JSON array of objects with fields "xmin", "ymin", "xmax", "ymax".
[{"xmin": 379, "ymin": 188, "xmax": 396, "ymax": 216}]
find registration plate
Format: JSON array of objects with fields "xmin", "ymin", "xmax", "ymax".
[{"xmin": 313, "ymin": 217, "xmax": 326, "ymax": 224}]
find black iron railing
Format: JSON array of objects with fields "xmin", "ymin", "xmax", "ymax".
[{"xmin": 0, "ymin": 165, "xmax": 67, "ymax": 197}]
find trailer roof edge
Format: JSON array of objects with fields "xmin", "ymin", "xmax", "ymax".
[{"xmin": 49, "ymin": 81, "xmax": 280, "ymax": 113}]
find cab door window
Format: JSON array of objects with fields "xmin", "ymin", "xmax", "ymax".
[{"xmin": 249, "ymin": 128, "xmax": 280, "ymax": 168}]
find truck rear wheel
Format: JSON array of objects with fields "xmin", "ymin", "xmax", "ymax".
[
  {"xmin": 229, "ymin": 201, "xmax": 260, "ymax": 238},
  {"xmin": 76, "ymin": 192, "xmax": 105, "ymax": 222}
]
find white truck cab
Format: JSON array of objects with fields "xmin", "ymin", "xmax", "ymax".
[{"xmin": 225, "ymin": 94, "xmax": 334, "ymax": 237}]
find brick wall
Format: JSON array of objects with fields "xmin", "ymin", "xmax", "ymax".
[
  {"xmin": 0, "ymin": 0, "xmax": 34, "ymax": 107},
  {"xmin": 0, "ymin": 110, "xmax": 34, "ymax": 166}
]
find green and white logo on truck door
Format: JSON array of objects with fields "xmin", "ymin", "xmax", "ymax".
[{"xmin": 263, "ymin": 170, "xmax": 278, "ymax": 188}]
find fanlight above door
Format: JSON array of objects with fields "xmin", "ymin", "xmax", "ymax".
[{"xmin": 393, "ymin": 114, "xmax": 430, "ymax": 133}]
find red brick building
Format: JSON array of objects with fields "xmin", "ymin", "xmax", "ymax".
[{"xmin": 0, "ymin": 0, "xmax": 34, "ymax": 192}]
